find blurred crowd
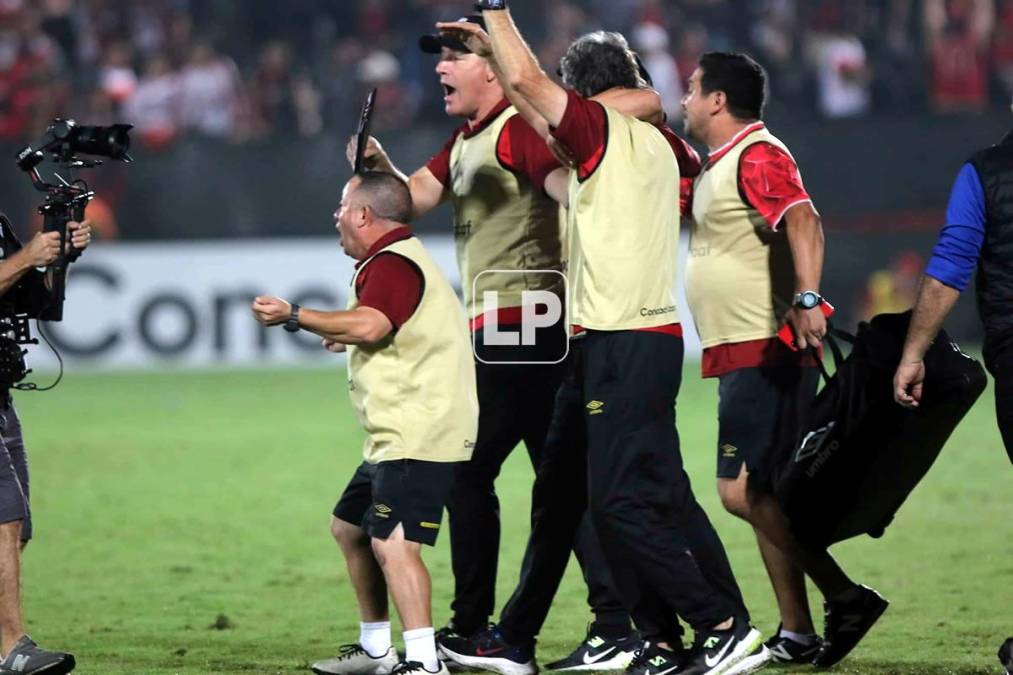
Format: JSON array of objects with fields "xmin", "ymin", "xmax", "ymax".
[{"xmin": 1, "ymin": 0, "xmax": 1012, "ymax": 151}]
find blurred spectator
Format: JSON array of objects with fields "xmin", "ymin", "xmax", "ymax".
[
  {"xmin": 675, "ymin": 23, "xmax": 709, "ymax": 90},
  {"xmin": 355, "ymin": 49, "xmax": 413, "ymax": 132},
  {"xmin": 924, "ymin": 0, "xmax": 995, "ymax": 113},
  {"xmin": 122, "ymin": 52, "xmax": 180, "ymax": 150},
  {"xmin": 993, "ymin": 0, "xmax": 1013, "ymax": 99},
  {"xmin": 98, "ymin": 40, "xmax": 136, "ymax": 107},
  {"xmin": 809, "ymin": 6, "xmax": 873, "ymax": 118},
  {"xmin": 632, "ymin": 21, "xmax": 683, "ymax": 120},
  {"xmin": 178, "ymin": 40, "xmax": 247, "ymax": 140},
  {"xmin": 856, "ymin": 251, "xmax": 924, "ymax": 321}
]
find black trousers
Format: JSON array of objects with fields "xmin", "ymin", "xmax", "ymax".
[
  {"xmin": 501, "ymin": 334, "xmax": 747, "ymax": 646},
  {"xmin": 583, "ymin": 330, "xmax": 745, "ymax": 642},
  {"xmin": 985, "ymin": 342, "xmax": 1013, "ymax": 464},
  {"xmin": 447, "ymin": 355, "xmax": 627, "ymax": 634},
  {"xmin": 499, "ymin": 341, "xmax": 628, "ymax": 645}
]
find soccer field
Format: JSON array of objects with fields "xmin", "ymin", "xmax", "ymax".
[{"xmin": 13, "ymin": 367, "xmax": 1012, "ymax": 675}]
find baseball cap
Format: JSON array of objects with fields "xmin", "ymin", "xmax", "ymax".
[{"xmin": 419, "ymin": 15, "xmax": 486, "ymax": 54}]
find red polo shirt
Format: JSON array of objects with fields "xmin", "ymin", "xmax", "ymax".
[{"xmin": 354, "ymin": 226, "xmax": 424, "ymax": 331}]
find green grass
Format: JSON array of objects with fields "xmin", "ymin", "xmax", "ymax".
[{"xmin": 13, "ymin": 367, "xmax": 1012, "ymax": 674}]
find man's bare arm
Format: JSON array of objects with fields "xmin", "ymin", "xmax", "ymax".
[
  {"xmin": 783, "ymin": 202, "xmax": 827, "ymax": 350},
  {"xmin": 252, "ymin": 297, "xmax": 393, "ymax": 344},
  {"xmin": 594, "ymin": 87, "xmax": 664, "ymax": 125},
  {"xmin": 902, "ymin": 276, "xmax": 960, "ymax": 363}
]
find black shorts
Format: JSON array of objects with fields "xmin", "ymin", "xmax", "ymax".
[
  {"xmin": 716, "ymin": 367, "xmax": 819, "ymax": 489},
  {"xmin": 333, "ymin": 459, "xmax": 458, "ymax": 546}
]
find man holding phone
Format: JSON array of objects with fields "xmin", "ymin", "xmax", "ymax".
[{"xmin": 681, "ymin": 52, "xmax": 887, "ymax": 668}]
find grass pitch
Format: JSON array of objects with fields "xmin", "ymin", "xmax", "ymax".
[{"xmin": 14, "ymin": 367, "xmax": 1012, "ymax": 674}]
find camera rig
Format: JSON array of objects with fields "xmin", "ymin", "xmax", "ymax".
[
  {"xmin": 16, "ymin": 119, "xmax": 132, "ymax": 321},
  {"xmin": 0, "ymin": 120, "xmax": 132, "ymax": 389}
]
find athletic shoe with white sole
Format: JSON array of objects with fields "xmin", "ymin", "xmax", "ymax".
[
  {"xmin": 545, "ymin": 627, "xmax": 640, "ymax": 671},
  {"xmin": 312, "ymin": 644, "xmax": 400, "ymax": 675},
  {"xmin": 812, "ymin": 585, "xmax": 888, "ymax": 667},
  {"xmin": 623, "ymin": 642, "xmax": 686, "ymax": 675},
  {"xmin": 0, "ymin": 636, "xmax": 75, "ymax": 675},
  {"xmin": 678, "ymin": 618, "xmax": 769, "ymax": 675},
  {"xmin": 762, "ymin": 626, "xmax": 821, "ymax": 664},
  {"xmin": 390, "ymin": 660, "xmax": 451, "ymax": 675},
  {"xmin": 438, "ymin": 625, "xmax": 537, "ymax": 675}
]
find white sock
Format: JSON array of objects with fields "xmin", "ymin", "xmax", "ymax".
[
  {"xmin": 778, "ymin": 628, "xmax": 818, "ymax": 645},
  {"xmin": 404, "ymin": 627, "xmax": 439, "ymax": 671},
  {"xmin": 361, "ymin": 621, "xmax": 392, "ymax": 657}
]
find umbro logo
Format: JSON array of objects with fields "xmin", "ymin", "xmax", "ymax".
[
  {"xmin": 720, "ymin": 443, "xmax": 737, "ymax": 458},
  {"xmin": 374, "ymin": 504, "xmax": 392, "ymax": 518},
  {"xmin": 586, "ymin": 400, "xmax": 604, "ymax": 415}
]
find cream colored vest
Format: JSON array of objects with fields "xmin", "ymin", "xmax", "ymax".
[
  {"xmin": 686, "ymin": 127, "xmax": 796, "ymax": 348},
  {"xmin": 565, "ymin": 107, "xmax": 681, "ymax": 330},
  {"xmin": 347, "ymin": 237, "xmax": 478, "ymax": 464},
  {"xmin": 450, "ymin": 107, "xmax": 563, "ymax": 319}
]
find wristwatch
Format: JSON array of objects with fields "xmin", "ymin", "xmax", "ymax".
[
  {"xmin": 475, "ymin": 0, "xmax": 507, "ymax": 10},
  {"xmin": 793, "ymin": 291, "xmax": 824, "ymax": 310},
  {"xmin": 283, "ymin": 303, "xmax": 301, "ymax": 333}
]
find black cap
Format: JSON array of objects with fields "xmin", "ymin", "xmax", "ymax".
[{"xmin": 419, "ymin": 15, "xmax": 486, "ymax": 54}]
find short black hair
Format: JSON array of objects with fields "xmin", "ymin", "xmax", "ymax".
[
  {"xmin": 559, "ymin": 31, "xmax": 643, "ymax": 98},
  {"xmin": 352, "ymin": 172, "xmax": 413, "ymax": 223},
  {"xmin": 698, "ymin": 52, "xmax": 767, "ymax": 121}
]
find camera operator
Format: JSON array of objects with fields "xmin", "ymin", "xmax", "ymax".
[{"xmin": 0, "ymin": 215, "xmax": 90, "ymax": 675}]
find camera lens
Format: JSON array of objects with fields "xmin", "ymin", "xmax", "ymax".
[{"xmin": 73, "ymin": 124, "xmax": 133, "ymax": 161}]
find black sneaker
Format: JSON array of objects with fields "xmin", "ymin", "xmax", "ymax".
[
  {"xmin": 545, "ymin": 625, "xmax": 640, "ymax": 671},
  {"xmin": 679, "ymin": 618, "xmax": 770, "ymax": 675},
  {"xmin": 812, "ymin": 585, "xmax": 888, "ymax": 667},
  {"xmin": 624, "ymin": 642, "xmax": 685, "ymax": 675},
  {"xmin": 390, "ymin": 660, "xmax": 450, "ymax": 675},
  {"xmin": 0, "ymin": 636, "xmax": 75, "ymax": 675},
  {"xmin": 763, "ymin": 625, "xmax": 821, "ymax": 664},
  {"xmin": 437, "ymin": 625, "xmax": 537, "ymax": 675},
  {"xmin": 999, "ymin": 637, "xmax": 1013, "ymax": 675},
  {"xmin": 437, "ymin": 625, "xmax": 478, "ymax": 671}
]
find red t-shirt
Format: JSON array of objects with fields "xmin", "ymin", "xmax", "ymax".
[
  {"xmin": 551, "ymin": 90, "xmax": 694, "ymax": 339},
  {"xmin": 699, "ymin": 122, "xmax": 820, "ymax": 377},
  {"xmin": 354, "ymin": 226, "xmax": 424, "ymax": 331},
  {"xmin": 425, "ymin": 98, "xmax": 561, "ymax": 192}
]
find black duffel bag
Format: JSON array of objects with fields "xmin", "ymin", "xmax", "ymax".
[{"xmin": 774, "ymin": 311, "xmax": 987, "ymax": 548}]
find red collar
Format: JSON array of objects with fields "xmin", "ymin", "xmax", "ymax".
[
  {"xmin": 461, "ymin": 98, "xmax": 511, "ymax": 139},
  {"xmin": 704, "ymin": 121, "xmax": 766, "ymax": 168},
  {"xmin": 356, "ymin": 226, "xmax": 413, "ymax": 268}
]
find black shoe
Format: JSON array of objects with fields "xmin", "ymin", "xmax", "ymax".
[
  {"xmin": 679, "ymin": 618, "xmax": 770, "ymax": 675},
  {"xmin": 546, "ymin": 626, "xmax": 640, "ymax": 672},
  {"xmin": 437, "ymin": 625, "xmax": 479, "ymax": 671},
  {"xmin": 999, "ymin": 637, "xmax": 1013, "ymax": 675},
  {"xmin": 763, "ymin": 625, "xmax": 821, "ymax": 664},
  {"xmin": 0, "ymin": 636, "xmax": 75, "ymax": 674},
  {"xmin": 624, "ymin": 642, "xmax": 685, "ymax": 675},
  {"xmin": 437, "ymin": 625, "xmax": 537, "ymax": 675},
  {"xmin": 390, "ymin": 660, "xmax": 450, "ymax": 675},
  {"xmin": 812, "ymin": 585, "xmax": 889, "ymax": 667}
]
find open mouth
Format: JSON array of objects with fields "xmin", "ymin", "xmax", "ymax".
[{"xmin": 443, "ymin": 84, "xmax": 457, "ymax": 98}]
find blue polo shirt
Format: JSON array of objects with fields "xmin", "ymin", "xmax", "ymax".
[{"xmin": 924, "ymin": 163, "xmax": 987, "ymax": 292}]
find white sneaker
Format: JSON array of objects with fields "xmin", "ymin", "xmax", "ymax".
[{"xmin": 312, "ymin": 644, "xmax": 400, "ymax": 675}]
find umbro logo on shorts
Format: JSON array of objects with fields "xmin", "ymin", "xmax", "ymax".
[
  {"xmin": 586, "ymin": 400, "xmax": 605, "ymax": 415},
  {"xmin": 374, "ymin": 504, "xmax": 392, "ymax": 518},
  {"xmin": 721, "ymin": 443, "xmax": 738, "ymax": 458}
]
